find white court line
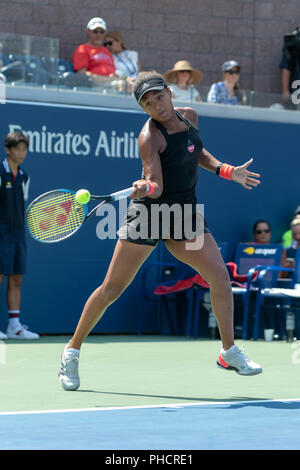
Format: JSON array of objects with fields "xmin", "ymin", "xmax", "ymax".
[{"xmin": 1, "ymin": 398, "xmax": 300, "ymax": 416}]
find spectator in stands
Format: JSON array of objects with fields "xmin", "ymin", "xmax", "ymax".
[
  {"xmin": 0, "ymin": 132, "xmax": 39, "ymax": 340},
  {"xmin": 103, "ymin": 30, "xmax": 141, "ymax": 93},
  {"xmin": 279, "ymin": 27, "xmax": 300, "ymax": 104},
  {"xmin": 164, "ymin": 60, "xmax": 203, "ymax": 102},
  {"xmin": 252, "ymin": 220, "xmax": 272, "ymax": 244},
  {"xmin": 281, "ymin": 205, "xmax": 300, "ymax": 248},
  {"xmin": 104, "ymin": 31, "xmax": 140, "ymax": 80},
  {"xmin": 280, "ymin": 216, "xmax": 300, "ymax": 276},
  {"xmin": 72, "ymin": 17, "xmax": 119, "ymax": 85},
  {"xmin": 207, "ymin": 60, "xmax": 242, "ymax": 105},
  {"xmin": 282, "ymin": 216, "xmax": 300, "ymax": 263}
]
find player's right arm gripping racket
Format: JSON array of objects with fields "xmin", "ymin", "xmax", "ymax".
[{"xmin": 25, "ymin": 186, "xmax": 143, "ymax": 243}]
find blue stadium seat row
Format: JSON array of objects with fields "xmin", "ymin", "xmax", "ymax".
[
  {"xmin": 0, "ymin": 53, "xmax": 79, "ymax": 87},
  {"xmin": 138, "ymin": 242, "xmax": 300, "ymax": 341}
]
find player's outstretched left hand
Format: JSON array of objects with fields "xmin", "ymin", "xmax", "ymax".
[{"xmin": 231, "ymin": 158, "xmax": 261, "ymax": 190}]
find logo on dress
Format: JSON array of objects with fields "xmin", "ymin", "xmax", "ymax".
[{"xmin": 187, "ymin": 139, "xmax": 194, "ymax": 153}]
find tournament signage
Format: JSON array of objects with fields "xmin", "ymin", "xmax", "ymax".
[
  {"xmin": 7, "ymin": 123, "xmax": 140, "ymax": 158},
  {"xmin": 0, "ymin": 101, "xmax": 147, "ymax": 207},
  {"xmin": 242, "ymin": 246, "xmax": 279, "ymax": 256},
  {"xmin": 0, "ymin": 98, "xmax": 298, "ymax": 334},
  {"xmin": 0, "ymin": 100, "xmax": 152, "ymax": 334}
]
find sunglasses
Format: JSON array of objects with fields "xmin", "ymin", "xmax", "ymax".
[
  {"xmin": 227, "ymin": 69, "xmax": 240, "ymax": 75},
  {"xmin": 255, "ymin": 229, "xmax": 270, "ymax": 234},
  {"xmin": 104, "ymin": 40, "xmax": 114, "ymax": 46},
  {"xmin": 92, "ymin": 29, "xmax": 105, "ymax": 34}
]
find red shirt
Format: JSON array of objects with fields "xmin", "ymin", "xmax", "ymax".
[{"xmin": 72, "ymin": 43, "xmax": 115, "ymax": 76}]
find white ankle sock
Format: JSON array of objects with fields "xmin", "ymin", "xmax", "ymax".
[
  {"xmin": 8, "ymin": 312, "xmax": 21, "ymax": 329},
  {"xmin": 68, "ymin": 347, "xmax": 80, "ymax": 354}
]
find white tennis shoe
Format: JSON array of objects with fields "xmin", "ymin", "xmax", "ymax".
[
  {"xmin": 6, "ymin": 324, "xmax": 40, "ymax": 339},
  {"xmin": 59, "ymin": 346, "xmax": 80, "ymax": 391},
  {"xmin": 217, "ymin": 344, "xmax": 262, "ymax": 376}
]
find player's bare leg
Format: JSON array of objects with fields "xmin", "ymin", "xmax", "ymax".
[
  {"xmin": 0, "ymin": 275, "xmax": 7, "ymax": 339},
  {"xmin": 165, "ymin": 233, "xmax": 262, "ymax": 376},
  {"xmin": 165, "ymin": 233, "xmax": 234, "ymax": 349},
  {"xmin": 69, "ymin": 239, "xmax": 155, "ymax": 350},
  {"xmin": 59, "ymin": 239, "xmax": 155, "ymax": 390},
  {"xmin": 6, "ymin": 274, "xmax": 22, "ymax": 311},
  {"xmin": 1, "ymin": 274, "xmax": 39, "ymax": 339}
]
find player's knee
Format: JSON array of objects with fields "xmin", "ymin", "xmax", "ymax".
[
  {"xmin": 101, "ymin": 282, "xmax": 126, "ymax": 305},
  {"xmin": 210, "ymin": 265, "xmax": 231, "ymax": 291},
  {"xmin": 7, "ymin": 275, "xmax": 22, "ymax": 289}
]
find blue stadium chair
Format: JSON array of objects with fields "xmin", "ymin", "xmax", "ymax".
[
  {"xmin": 0, "ymin": 60, "xmax": 25, "ymax": 82},
  {"xmin": 251, "ymin": 248, "xmax": 300, "ymax": 340},
  {"xmin": 228, "ymin": 243, "xmax": 283, "ymax": 339},
  {"xmin": 188, "ymin": 242, "xmax": 228, "ymax": 338},
  {"xmin": 137, "ymin": 261, "xmax": 195, "ymax": 336},
  {"xmin": 40, "ymin": 57, "xmax": 59, "ymax": 83},
  {"xmin": 137, "ymin": 242, "xmax": 228, "ymax": 338},
  {"xmin": 189, "ymin": 242, "xmax": 280, "ymax": 339},
  {"xmin": 2, "ymin": 54, "xmax": 49, "ymax": 85},
  {"xmin": 0, "ymin": 53, "xmax": 10, "ymax": 68},
  {"xmin": 41, "ymin": 57, "xmax": 73, "ymax": 83},
  {"xmin": 59, "ymin": 71, "xmax": 93, "ymax": 89},
  {"xmin": 57, "ymin": 59, "xmax": 73, "ymax": 74}
]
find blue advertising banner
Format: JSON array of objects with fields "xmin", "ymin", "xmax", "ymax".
[
  {"xmin": 0, "ymin": 101, "xmax": 161, "ymax": 334},
  {"xmin": 0, "ymin": 99, "xmax": 299, "ymax": 334}
]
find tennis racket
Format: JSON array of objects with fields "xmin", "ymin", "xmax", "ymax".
[{"xmin": 25, "ymin": 186, "xmax": 138, "ymax": 243}]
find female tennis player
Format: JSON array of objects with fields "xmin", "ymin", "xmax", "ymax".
[{"xmin": 59, "ymin": 71, "xmax": 262, "ymax": 390}]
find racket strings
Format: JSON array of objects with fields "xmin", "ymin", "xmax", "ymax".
[{"xmin": 26, "ymin": 191, "xmax": 86, "ymax": 241}]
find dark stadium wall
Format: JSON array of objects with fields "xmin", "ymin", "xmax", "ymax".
[
  {"xmin": 0, "ymin": 101, "xmax": 298, "ymax": 334},
  {"xmin": 0, "ymin": 0, "xmax": 300, "ymax": 93}
]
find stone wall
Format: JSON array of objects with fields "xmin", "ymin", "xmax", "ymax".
[{"xmin": 0, "ymin": 0, "xmax": 300, "ymax": 93}]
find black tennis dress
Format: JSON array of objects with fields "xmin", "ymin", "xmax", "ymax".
[{"xmin": 118, "ymin": 111, "xmax": 210, "ymax": 246}]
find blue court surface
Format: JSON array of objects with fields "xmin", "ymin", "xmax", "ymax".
[
  {"xmin": 1, "ymin": 399, "xmax": 300, "ymax": 450},
  {"xmin": 2, "ymin": 337, "xmax": 300, "ymax": 451}
]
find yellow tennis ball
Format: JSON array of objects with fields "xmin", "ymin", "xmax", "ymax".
[{"xmin": 75, "ymin": 189, "xmax": 91, "ymax": 204}]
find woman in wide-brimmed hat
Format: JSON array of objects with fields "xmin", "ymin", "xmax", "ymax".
[{"xmin": 164, "ymin": 60, "xmax": 203, "ymax": 102}]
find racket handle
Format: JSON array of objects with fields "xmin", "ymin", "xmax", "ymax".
[
  {"xmin": 110, "ymin": 182, "xmax": 152, "ymax": 201},
  {"xmin": 110, "ymin": 187, "xmax": 134, "ymax": 201}
]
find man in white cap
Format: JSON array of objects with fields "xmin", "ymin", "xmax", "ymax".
[{"xmin": 72, "ymin": 17, "xmax": 118, "ymax": 83}]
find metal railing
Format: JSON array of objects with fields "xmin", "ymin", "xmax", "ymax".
[{"xmin": 1, "ymin": 33, "xmax": 299, "ymax": 112}]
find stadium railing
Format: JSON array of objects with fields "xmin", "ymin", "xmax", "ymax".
[
  {"xmin": 250, "ymin": 248, "xmax": 300, "ymax": 340},
  {"xmin": 137, "ymin": 243, "xmax": 228, "ymax": 338},
  {"xmin": 0, "ymin": 32, "xmax": 299, "ymax": 111},
  {"xmin": 227, "ymin": 243, "xmax": 283, "ymax": 340}
]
